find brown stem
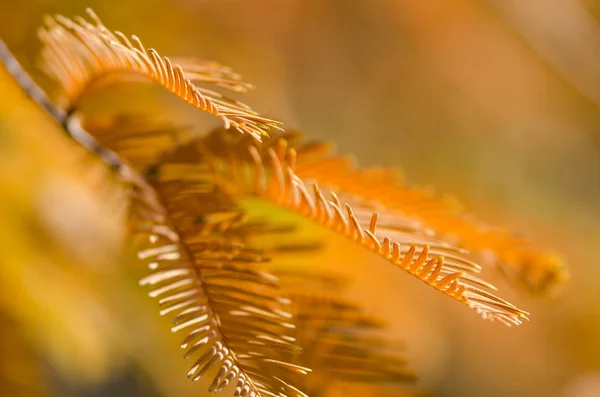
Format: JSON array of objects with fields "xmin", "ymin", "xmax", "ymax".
[{"xmin": 0, "ymin": 37, "xmax": 124, "ymax": 171}]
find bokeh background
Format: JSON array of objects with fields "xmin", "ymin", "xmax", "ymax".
[{"xmin": 1, "ymin": 1, "xmax": 600, "ymax": 397}]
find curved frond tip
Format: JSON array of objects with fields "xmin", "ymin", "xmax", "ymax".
[
  {"xmin": 39, "ymin": 8, "xmax": 280, "ymax": 141},
  {"xmin": 199, "ymin": 130, "xmax": 529, "ymax": 326}
]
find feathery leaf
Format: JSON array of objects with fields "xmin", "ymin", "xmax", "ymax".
[
  {"xmin": 39, "ymin": 9, "xmax": 280, "ymax": 141},
  {"xmin": 153, "ymin": 128, "xmax": 530, "ymax": 326},
  {"xmin": 291, "ymin": 141, "xmax": 567, "ymax": 294},
  {"xmin": 129, "ymin": 169, "xmax": 309, "ymax": 396}
]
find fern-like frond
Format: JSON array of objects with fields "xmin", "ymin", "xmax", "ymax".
[
  {"xmin": 291, "ymin": 142, "xmax": 567, "ymax": 293},
  {"xmin": 184, "ymin": 128, "xmax": 529, "ymax": 326},
  {"xmin": 127, "ymin": 158, "xmax": 310, "ymax": 396},
  {"xmin": 1, "ymin": 7, "xmax": 564, "ymax": 397},
  {"xmin": 39, "ymin": 9, "xmax": 279, "ymax": 141},
  {"xmin": 104, "ymin": 115, "xmax": 419, "ymax": 393}
]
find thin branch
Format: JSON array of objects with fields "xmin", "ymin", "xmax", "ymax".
[
  {"xmin": 0, "ymin": 37, "xmax": 126, "ymax": 172},
  {"xmin": 0, "ymin": 38, "xmax": 66, "ymax": 124}
]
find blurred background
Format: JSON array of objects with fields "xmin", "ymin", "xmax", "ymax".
[{"xmin": 1, "ymin": 1, "xmax": 600, "ymax": 396}]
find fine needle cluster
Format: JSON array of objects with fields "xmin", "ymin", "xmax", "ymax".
[{"xmin": 0, "ymin": 8, "xmax": 567, "ymax": 397}]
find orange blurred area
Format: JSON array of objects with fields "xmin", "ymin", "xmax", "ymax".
[{"xmin": 1, "ymin": 1, "xmax": 600, "ymax": 397}]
